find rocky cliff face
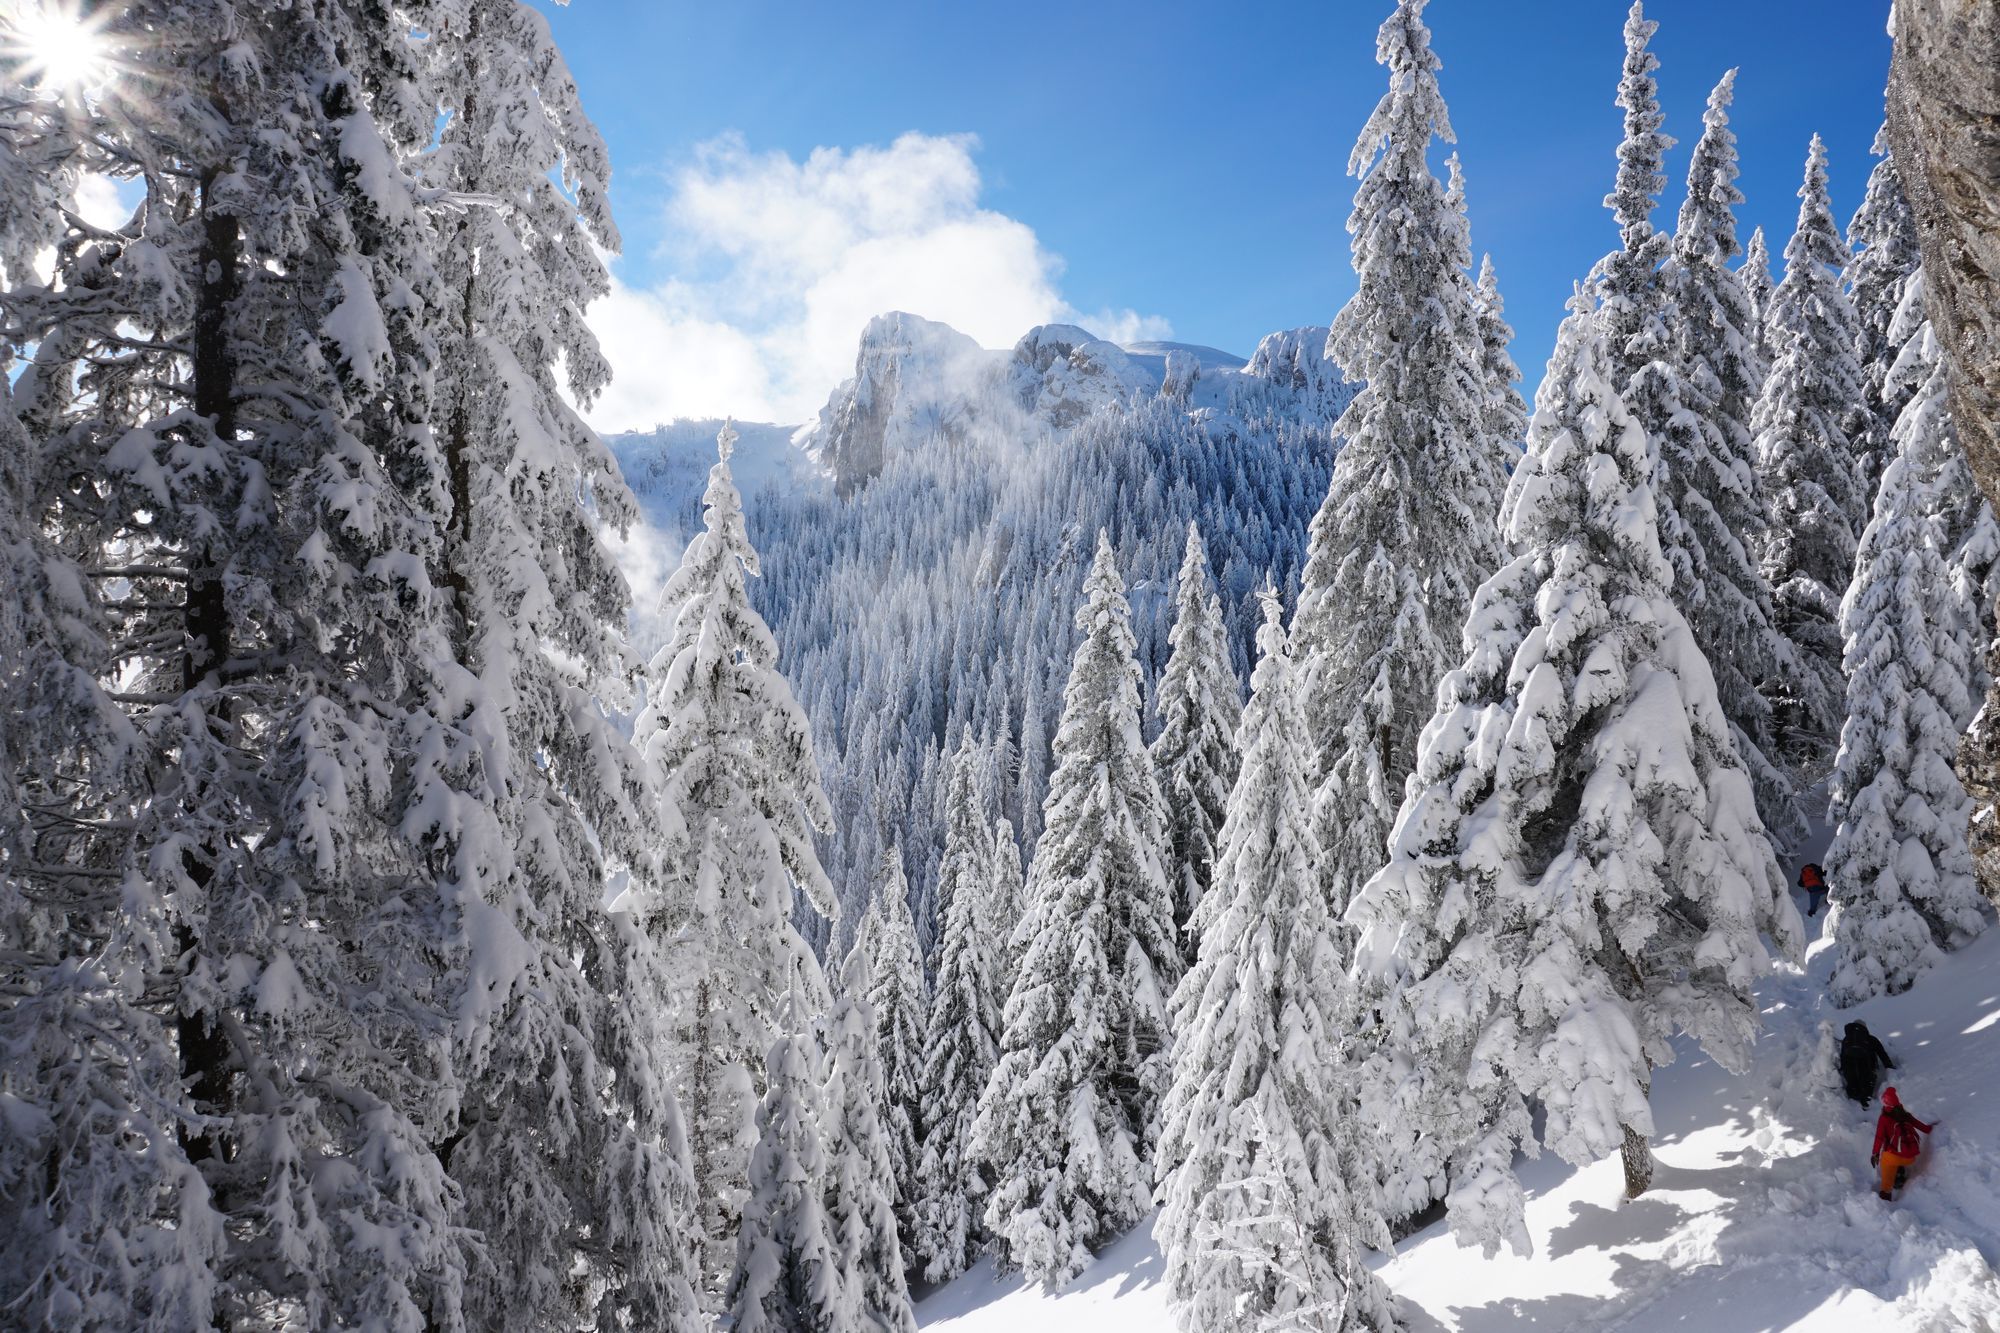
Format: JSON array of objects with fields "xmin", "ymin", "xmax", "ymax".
[
  {"xmin": 1887, "ymin": 0, "xmax": 2000, "ymax": 902},
  {"xmin": 794, "ymin": 314, "xmax": 1351, "ymax": 498}
]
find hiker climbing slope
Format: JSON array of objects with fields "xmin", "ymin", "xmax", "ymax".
[
  {"xmin": 1798, "ymin": 862, "xmax": 1828, "ymax": 918},
  {"xmin": 1872, "ymin": 1086, "xmax": 1936, "ymax": 1201},
  {"xmin": 1839, "ymin": 1021, "xmax": 1895, "ymax": 1104}
]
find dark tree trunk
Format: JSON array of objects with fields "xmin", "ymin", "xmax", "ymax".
[{"xmin": 175, "ymin": 171, "xmax": 238, "ymax": 1173}]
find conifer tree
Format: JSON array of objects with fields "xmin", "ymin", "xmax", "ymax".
[
  {"xmin": 1018, "ymin": 687, "xmax": 1049, "ymax": 858},
  {"xmin": 912, "ymin": 747, "xmax": 1004, "ymax": 1283},
  {"xmin": 0, "ymin": 344, "xmax": 209, "ymax": 1326},
  {"xmin": 1592, "ymin": 1, "xmax": 1675, "ymax": 387},
  {"xmin": 986, "ymin": 815, "xmax": 1028, "ymax": 1002},
  {"xmin": 1474, "ymin": 254, "xmax": 1530, "ymax": 463},
  {"xmin": 1150, "ymin": 522, "xmax": 1243, "ymax": 961},
  {"xmin": 1155, "ymin": 588, "xmax": 1397, "ymax": 1333},
  {"xmin": 1294, "ymin": 0, "xmax": 1502, "ymax": 929},
  {"xmin": 635, "ymin": 423, "xmax": 838, "ymax": 1296},
  {"xmin": 971, "ymin": 531, "xmax": 1181, "ymax": 1288},
  {"xmin": 1351, "ymin": 293, "xmax": 1798, "ymax": 1258},
  {"xmin": 1844, "ymin": 126, "xmax": 1924, "ymax": 508},
  {"xmin": 1754, "ymin": 136, "xmax": 1868, "ymax": 771},
  {"xmin": 852, "ymin": 847, "xmax": 931, "ymax": 1274},
  {"xmin": 2, "ymin": 6, "xmax": 507, "ymax": 1321},
  {"xmin": 728, "ymin": 1005, "xmax": 843, "ymax": 1333},
  {"xmin": 1828, "ymin": 297, "xmax": 1994, "ymax": 1001},
  {"xmin": 1741, "ymin": 225, "xmax": 1777, "ymax": 375},
  {"xmin": 824, "ymin": 949, "xmax": 922, "ymax": 1333},
  {"xmin": 1655, "ymin": 69, "xmax": 1802, "ymax": 843},
  {"xmin": 419, "ymin": 5, "xmax": 701, "ymax": 1323}
]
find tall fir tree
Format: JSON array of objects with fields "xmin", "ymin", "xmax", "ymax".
[
  {"xmin": 1843, "ymin": 125, "xmax": 1925, "ymax": 510},
  {"xmin": 851, "ymin": 847, "xmax": 931, "ymax": 1277},
  {"xmin": 986, "ymin": 814, "xmax": 1028, "ymax": 1004},
  {"xmin": 727, "ymin": 1001, "xmax": 844, "ymax": 1333},
  {"xmin": 0, "ymin": 322, "xmax": 207, "ymax": 1325},
  {"xmin": 911, "ymin": 746, "xmax": 1004, "ymax": 1284},
  {"xmin": 2, "ymin": 6, "xmax": 508, "ymax": 1321},
  {"xmin": 1350, "ymin": 293, "xmax": 1799, "ymax": 1258},
  {"xmin": 1294, "ymin": 0, "xmax": 1503, "ymax": 932},
  {"xmin": 1017, "ymin": 686, "xmax": 1049, "ymax": 860},
  {"xmin": 0, "ymin": 5, "xmax": 707, "ymax": 1324},
  {"xmin": 1154, "ymin": 588, "xmax": 1397, "ymax": 1333},
  {"xmin": 824, "ymin": 948, "xmax": 922, "ymax": 1333},
  {"xmin": 1655, "ymin": 69, "xmax": 1802, "ymax": 844},
  {"xmin": 1741, "ymin": 225, "xmax": 1777, "ymax": 376},
  {"xmin": 1149, "ymin": 522, "xmax": 1243, "ymax": 963},
  {"xmin": 634, "ymin": 423, "xmax": 838, "ymax": 1298},
  {"xmin": 1591, "ymin": 1, "xmax": 1675, "ymax": 388},
  {"xmin": 1760, "ymin": 135, "xmax": 1864, "ymax": 768},
  {"xmin": 971, "ymin": 531, "xmax": 1181, "ymax": 1288},
  {"xmin": 1753, "ymin": 135, "xmax": 1868, "ymax": 772},
  {"xmin": 419, "ymin": 4, "xmax": 700, "ymax": 1324},
  {"xmin": 1828, "ymin": 294, "xmax": 1994, "ymax": 1001},
  {"xmin": 1474, "ymin": 253, "xmax": 1530, "ymax": 463}
]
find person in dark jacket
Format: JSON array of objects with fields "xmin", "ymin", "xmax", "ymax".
[
  {"xmin": 1871, "ymin": 1086, "xmax": 1937, "ymax": 1200},
  {"xmin": 1839, "ymin": 1021, "xmax": 1895, "ymax": 1104}
]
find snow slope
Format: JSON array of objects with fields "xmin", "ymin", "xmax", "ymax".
[{"xmin": 917, "ymin": 916, "xmax": 2000, "ymax": 1332}]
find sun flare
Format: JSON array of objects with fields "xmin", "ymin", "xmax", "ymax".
[{"xmin": 4, "ymin": 1, "xmax": 116, "ymax": 93}]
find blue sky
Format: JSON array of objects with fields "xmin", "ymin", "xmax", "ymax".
[{"xmin": 541, "ymin": 0, "xmax": 1894, "ymax": 430}]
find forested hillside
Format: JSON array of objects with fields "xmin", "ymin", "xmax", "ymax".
[{"xmin": 613, "ymin": 316, "xmax": 1348, "ymax": 953}]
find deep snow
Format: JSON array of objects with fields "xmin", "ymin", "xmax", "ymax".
[{"xmin": 918, "ymin": 894, "xmax": 2000, "ymax": 1331}]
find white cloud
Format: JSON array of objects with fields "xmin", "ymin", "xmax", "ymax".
[{"xmin": 586, "ymin": 132, "xmax": 1168, "ymax": 432}]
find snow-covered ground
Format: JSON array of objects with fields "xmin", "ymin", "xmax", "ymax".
[{"xmin": 918, "ymin": 908, "xmax": 2000, "ymax": 1332}]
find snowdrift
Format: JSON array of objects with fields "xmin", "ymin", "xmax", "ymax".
[{"xmin": 917, "ymin": 924, "xmax": 2000, "ymax": 1332}]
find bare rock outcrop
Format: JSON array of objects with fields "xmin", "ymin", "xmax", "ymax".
[{"xmin": 1887, "ymin": 0, "xmax": 2000, "ymax": 901}]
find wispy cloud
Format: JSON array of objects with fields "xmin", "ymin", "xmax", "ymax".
[{"xmin": 587, "ymin": 132, "xmax": 1168, "ymax": 431}]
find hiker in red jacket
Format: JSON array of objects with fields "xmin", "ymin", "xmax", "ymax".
[
  {"xmin": 1871, "ymin": 1086, "xmax": 1937, "ymax": 1200},
  {"xmin": 1798, "ymin": 862, "xmax": 1829, "ymax": 918}
]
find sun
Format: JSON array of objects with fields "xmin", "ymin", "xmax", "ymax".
[{"xmin": 3, "ymin": 1, "xmax": 117, "ymax": 94}]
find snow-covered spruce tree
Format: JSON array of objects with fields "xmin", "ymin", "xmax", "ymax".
[
  {"xmin": 1827, "ymin": 300, "xmax": 1994, "ymax": 1002},
  {"xmin": 1017, "ymin": 686, "xmax": 1049, "ymax": 859},
  {"xmin": 635, "ymin": 423, "xmax": 838, "ymax": 1298},
  {"xmin": 985, "ymin": 814, "xmax": 1028, "ymax": 1002},
  {"xmin": 853, "ymin": 846, "xmax": 930, "ymax": 1275},
  {"xmin": 911, "ymin": 743, "xmax": 1003, "ymax": 1284},
  {"xmin": 1155, "ymin": 588, "xmax": 1397, "ymax": 1333},
  {"xmin": 1350, "ymin": 293, "xmax": 1799, "ymax": 1257},
  {"xmin": 1474, "ymin": 254, "xmax": 1529, "ymax": 462},
  {"xmin": 0, "ymin": 343, "xmax": 209, "ymax": 1323},
  {"xmin": 727, "ymin": 1000, "xmax": 844, "ymax": 1333},
  {"xmin": 1753, "ymin": 135, "xmax": 1868, "ymax": 771},
  {"xmin": 1843, "ymin": 125, "xmax": 1924, "ymax": 508},
  {"xmin": 4, "ymin": 5, "xmax": 518, "ymax": 1321},
  {"xmin": 825, "ymin": 946, "xmax": 921, "ymax": 1333},
  {"xmin": 1591, "ymin": 1, "xmax": 1675, "ymax": 388},
  {"xmin": 1741, "ymin": 225, "xmax": 1777, "ymax": 376},
  {"xmin": 1150, "ymin": 521, "xmax": 1243, "ymax": 962},
  {"xmin": 1294, "ymin": 0, "xmax": 1503, "ymax": 934},
  {"xmin": 971, "ymin": 530, "xmax": 1182, "ymax": 1288},
  {"xmin": 1654, "ymin": 69, "xmax": 1802, "ymax": 844},
  {"xmin": 418, "ymin": 4, "xmax": 700, "ymax": 1325}
]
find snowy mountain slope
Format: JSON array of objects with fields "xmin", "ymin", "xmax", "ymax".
[{"xmin": 915, "ymin": 923, "xmax": 2000, "ymax": 1332}]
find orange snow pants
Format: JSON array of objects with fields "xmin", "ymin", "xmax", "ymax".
[{"xmin": 1880, "ymin": 1150, "xmax": 1916, "ymax": 1193}]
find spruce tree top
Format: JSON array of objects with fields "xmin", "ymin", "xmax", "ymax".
[
  {"xmin": 1606, "ymin": 2, "xmax": 1674, "ymax": 246},
  {"xmin": 1594, "ymin": 1, "xmax": 1675, "ymax": 379},
  {"xmin": 1675, "ymin": 70, "xmax": 1744, "ymax": 267}
]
